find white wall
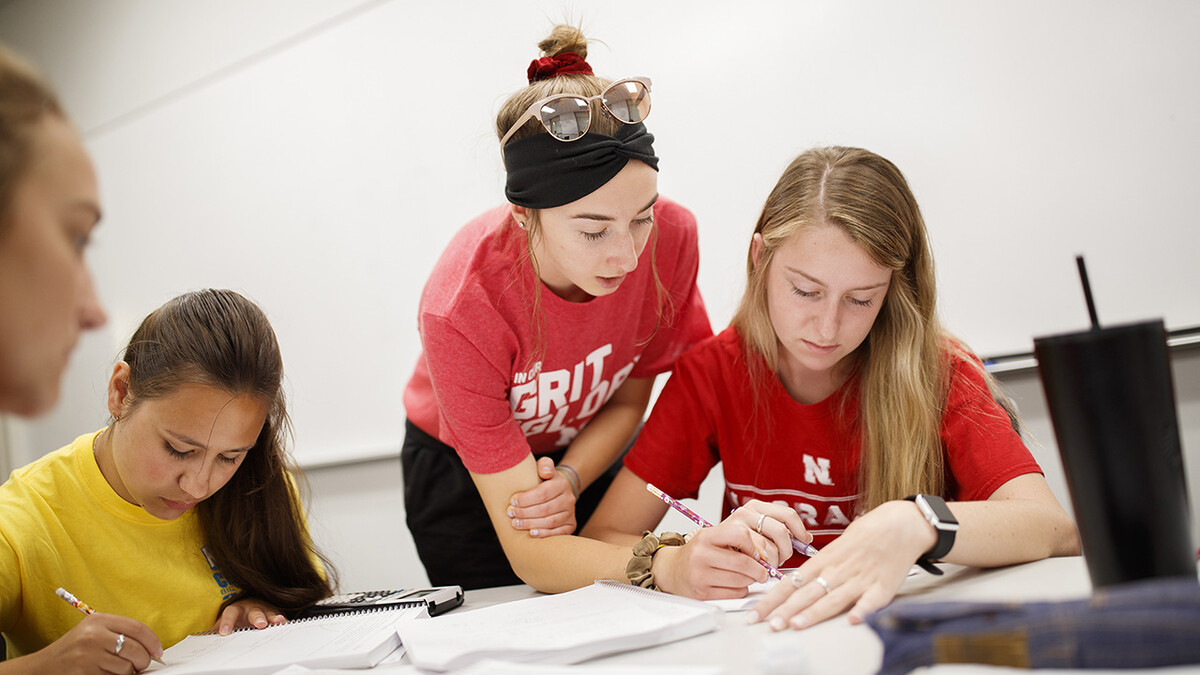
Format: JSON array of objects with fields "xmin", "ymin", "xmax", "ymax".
[{"xmin": 2, "ymin": 1, "xmax": 1199, "ymax": 590}]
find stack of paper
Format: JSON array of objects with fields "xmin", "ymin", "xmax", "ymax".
[
  {"xmin": 396, "ymin": 581, "xmax": 722, "ymax": 671},
  {"xmin": 147, "ymin": 605, "xmax": 427, "ymax": 674}
]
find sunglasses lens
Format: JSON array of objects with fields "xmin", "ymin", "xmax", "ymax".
[
  {"xmin": 538, "ymin": 97, "xmax": 591, "ymax": 141},
  {"xmin": 603, "ymin": 81, "xmax": 651, "ymax": 124}
]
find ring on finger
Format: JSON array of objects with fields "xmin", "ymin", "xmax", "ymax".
[
  {"xmin": 755, "ymin": 513, "xmax": 767, "ymax": 534},
  {"xmin": 814, "ymin": 576, "xmax": 832, "ymax": 595},
  {"xmin": 114, "ymin": 633, "xmax": 125, "ymax": 655}
]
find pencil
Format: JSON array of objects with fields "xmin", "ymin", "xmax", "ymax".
[
  {"xmin": 646, "ymin": 484, "xmax": 819, "ymax": 559},
  {"xmin": 55, "ymin": 587, "xmax": 166, "ymax": 664},
  {"xmin": 645, "ymin": 483, "xmax": 784, "ymax": 581},
  {"xmin": 55, "ymin": 587, "xmax": 95, "ymax": 614}
]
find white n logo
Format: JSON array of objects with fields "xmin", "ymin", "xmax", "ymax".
[{"xmin": 802, "ymin": 454, "xmax": 834, "ymax": 486}]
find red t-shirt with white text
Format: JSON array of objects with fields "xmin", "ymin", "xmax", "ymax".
[
  {"xmin": 624, "ymin": 327, "xmax": 1042, "ymax": 566},
  {"xmin": 404, "ymin": 198, "xmax": 712, "ymax": 473}
]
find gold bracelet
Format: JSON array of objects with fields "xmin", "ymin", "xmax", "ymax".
[{"xmin": 624, "ymin": 530, "xmax": 686, "ymax": 591}]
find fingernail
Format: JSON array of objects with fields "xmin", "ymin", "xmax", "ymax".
[
  {"xmin": 769, "ymin": 616, "xmax": 786, "ymax": 631},
  {"xmin": 512, "ymin": 519, "xmax": 521, "ymax": 528},
  {"xmin": 754, "ymin": 550, "xmax": 762, "ymax": 561},
  {"xmin": 256, "ymin": 618, "xmax": 266, "ymax": 628},
  {"xmin": 531, "ymin": 528, "xmax": 540, "ymax": 537},
  {"xmin": 511, "ymin": 498, "xmax": 518, "ymax": 506},
  {"xmin": 220, "ymin": 626, "xmax": 230, "ymax": 636},
  {"xmin": 744, "ymin": 611, "xmax": 760, "ymax": 624},
  {"xmin": 506, "ymin": 508, "xmax": 514, "ymax": 517},
  {"xmin": 790, "ymin": 614, "xmax": 808, "ymax": 629}
]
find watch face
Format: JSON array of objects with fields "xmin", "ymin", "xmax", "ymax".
[{"xmin": 918, "ymin": 494, "xmax": 959, "ymax": 528}]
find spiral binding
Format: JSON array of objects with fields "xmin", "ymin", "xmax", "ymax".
[{"xmin": 191, "ymin": 602, "xmax": 419, "ymax": 636}]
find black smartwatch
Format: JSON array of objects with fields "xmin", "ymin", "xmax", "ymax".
[{"xmin": 904, "ymin": 494, "xmax": 958, "ymax": 575}]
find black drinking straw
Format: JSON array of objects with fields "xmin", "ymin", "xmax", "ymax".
[{"xmin": 1075, "ymin": 255, "xmax": 1101, "ymax": 330}]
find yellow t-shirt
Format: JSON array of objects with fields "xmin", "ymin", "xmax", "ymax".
[{"xmin": 0, "ymin": 430, "xmax": 241, "ymax": 658}]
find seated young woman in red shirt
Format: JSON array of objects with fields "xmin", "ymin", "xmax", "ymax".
[{"xmin": 582, "ymin": 146, "xmax": 1080, "ymax": 629}]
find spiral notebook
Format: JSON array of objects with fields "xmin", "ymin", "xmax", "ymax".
[
  {"xmin": 145, "ymin": 604, "xmax": 427, "ymax": 674},
  {"xmin": 396, "ymin": 581, "xmax": 722, "ymax": 672}
]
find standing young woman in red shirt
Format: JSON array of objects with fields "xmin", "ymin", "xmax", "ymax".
[{"xmin": 401, "ymin": 25, "xmax": 711, "ymax": 590}]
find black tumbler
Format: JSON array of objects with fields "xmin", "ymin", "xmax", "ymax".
[{"xmin": 1035, "ymin": 319, "xmax": 1195, "ymax": 588}]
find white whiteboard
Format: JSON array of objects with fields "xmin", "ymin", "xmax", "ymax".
[{"xmin": 3, "ymin": 0, "xmax": 1198, "ymax": 466}]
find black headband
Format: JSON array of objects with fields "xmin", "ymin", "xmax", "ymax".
[{"xmin": 503, "ymin": 123, "xmax": 659, "ymax": 209}]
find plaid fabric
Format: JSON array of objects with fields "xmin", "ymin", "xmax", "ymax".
[{"xmin": 868, "ymin": 576, "xmax": 1200, "ymax": 674}]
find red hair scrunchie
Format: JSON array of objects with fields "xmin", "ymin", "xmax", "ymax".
[{"xmin": 526, "ymin": 52, "xmax": 594, "ymax": 83}]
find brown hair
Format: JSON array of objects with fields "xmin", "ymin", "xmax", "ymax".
[
  {"xmin": 497, "ymin": 25, "xmax": 671, "ymax": 365},
  {"xmin": 116, "ymin": 289, "xmax": 334, "ymax": 613},
  {"xmin": 0, "ymin": 43, "xmax": 64, "ymax": 230},
  {"xmin": 732, "ymin": 147, "xmax": 1016, "ymax": 511}
]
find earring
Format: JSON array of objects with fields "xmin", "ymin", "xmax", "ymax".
[{"xmin": 518, "ymin": 221, "xmax": 527, "ymax": 230}]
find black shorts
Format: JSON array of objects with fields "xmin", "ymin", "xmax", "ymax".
[{"xmin": 400, "ymin": 419, "xmax": 624, "ymax": 590}]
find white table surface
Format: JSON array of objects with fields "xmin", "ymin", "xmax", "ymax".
[{"xmin": 365, "ymin": 556, "xmax": 1200, "ymax": 674}]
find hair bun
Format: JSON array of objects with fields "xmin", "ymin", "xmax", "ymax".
[{"xmin": 537, "ymin": 24, "xmax": 588, "ymax": 59}]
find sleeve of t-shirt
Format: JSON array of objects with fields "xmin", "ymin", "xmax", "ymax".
[
  {"xmin": 630, "ymin": 200, "xmax": 713, "ymax": 379},
  {"xmin": 942, "ymin": 355, "xmax": 1043, "ymax": 502},
  {"xmin": 623, "ymin": 345, "xmax": 721, "ymax": 500},
  {"xmin": 419, "ymin": 310, "xmax": 530, "ymax": 474}
]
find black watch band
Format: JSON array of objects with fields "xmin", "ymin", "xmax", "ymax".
[{"xmin": 904, "ymin": 494, "xmax": 958, "ymax": 575}]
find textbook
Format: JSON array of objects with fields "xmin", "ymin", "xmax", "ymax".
[
  {"xmin": 145, "ymin": 604, "xmax": 427, "ymax": 674},
  {"xmin": 396, "ymin": 581, "xmax": 722, "ymax": 672}
]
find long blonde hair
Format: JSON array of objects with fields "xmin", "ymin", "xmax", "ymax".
[
  {"xmin": 496, "ymin": 25, "xmax": 670, "ymax": 367},
  {"xmin": 732, "ymin": 147, "xmax": 1009, "ymax": 510}
]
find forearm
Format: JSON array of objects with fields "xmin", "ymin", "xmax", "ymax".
[
  {"xmin": 502, "ymin": 530, "xmax": 634, "ymax": 594},
  {"xmin": 558, "ymin": 405, "xmax": 641, "ymax": 490},
  {"xmin": 558, "ymin": 376, "xmax": 654, "ymax": 490},
  {"xmin": 941, "ymin": 498, "xmax": 1080, "ymax": 567},
  {"xmin": 899, "ymin": 474, "xmax": 1080, "ymax": 568},
  {"xmin": 473, "ymin": 455, "xmax": 639, "ymax": 594},
  {"xmin": 581, "ymin": 523, "xmax": 647, "ymax": 548},
  {"xmin": 579, "ymin": 468, "xmax": 671, "ymax": 547}
]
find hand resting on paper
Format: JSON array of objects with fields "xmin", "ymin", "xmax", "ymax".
[
  {"xmin": 749, "ymin": 499, "xmax": 929, "ymax": 631},
  {"xmin": 210, "ymin": 597, "xmax": 287, "ymax": 636},
  {"xmin": 507, "ymin": 457, "xmax": 578, "ymax": 538},
  {"xmin": 0, "ymin": 612, "xmax": 163, "ymax": 675},
  {"xmin": 653, "ymin": 499, "xmax": 813, "ymax": 600},
  {"xmin": 748, "ymin": 474, "xmax": 1080, "ymax": 631}
]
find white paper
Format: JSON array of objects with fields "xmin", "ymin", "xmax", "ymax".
[
  {"xmin": 148, "ymin": 605, "xmax": 426, "ymax": 675},
  {"xmin": 396, "ymin": 581, "xmax": 721, "ymax": 672}
]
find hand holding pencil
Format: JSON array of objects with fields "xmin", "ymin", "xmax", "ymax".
[
  {"xmin": 644, "ymin": 484, "xmax": 817, "ymax": 598},
  {"xmin": 41, "ymin": 586, "xmax": 166, "ymax": 673}
]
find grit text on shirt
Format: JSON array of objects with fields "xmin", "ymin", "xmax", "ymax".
[{"xmin": 509, "ymin": 344, "xmax": 638, "ymax": 445}]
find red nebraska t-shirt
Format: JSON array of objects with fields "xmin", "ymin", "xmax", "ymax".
[
  {"xmin": 624, "ymin": 327, "xmax": 1043, "ymax": 566},
  {"xmin": 404, "ymin": 198, "xmax": 712, "ymax": 473}
]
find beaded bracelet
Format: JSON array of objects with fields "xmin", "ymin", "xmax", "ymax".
[{"xmin": 625, "ymin": 530, "xmax": 686, "ymax": 591}]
